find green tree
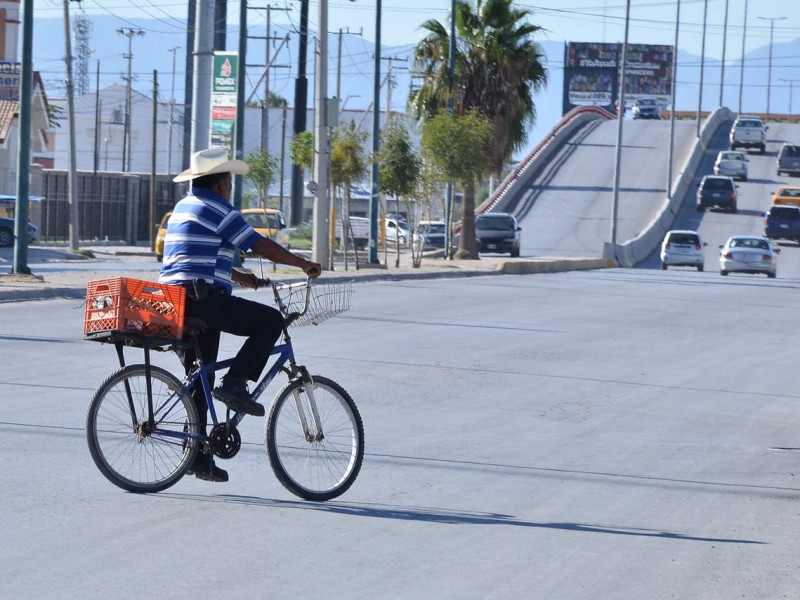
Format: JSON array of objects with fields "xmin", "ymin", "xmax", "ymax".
[
  {"xmin": 377, "ymin": 121, "xmax": 422, "ymax": 267},
  {"xmin": 245, "ymin": 148, "xmax": 279, "ymax": 207},
  {"xmin": 289, "ymin": 130, "xmax": 313, "ymax": 170},
  {"xmin": 330, "ymin": 121, "xmax": 369, "ymax": 268},
  {"xmin": 409, "ymin": 0, "xmax": 547, "ymax": 174},
  {"xmin": 421, "ymin": 110, "xmax": 492, "ymax": 259}
]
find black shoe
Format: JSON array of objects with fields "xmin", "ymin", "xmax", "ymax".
[
  {"xmin": 186, "ymin": 452, "xmax": 229, "ymax": 483},
  {"xmin": 212, "ymin": 378, "xmax": 265, "ymax": 417}
]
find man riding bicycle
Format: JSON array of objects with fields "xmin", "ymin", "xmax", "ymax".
[{"xmin": 159, "ymin": 147, "xmax": 321, "ymax": 482}]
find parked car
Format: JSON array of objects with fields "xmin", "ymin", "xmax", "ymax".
[
  {"xmin": 696, "ymin": 175, "xmax": 738, "ymax": 212},
  {"xmin": 631, "ymin": 98, "xmax": 662, "ymax": 120},
  {"xmin": 417, "ymin": 220, "xmax": 446, "ymax": 250},
  {"xmin": 719, "ymin": 235, "xmax": 779, "ymax": 278},
  {"xmin": 713, "ymin": 150, "xmax": 748, "ymax": 181},
  {"xmin": 384, "ymin": 217, "xmax": 412, "ymax": 246},
  {"xmin": 729, "ymin": 115, "xmax": 767, "ymax": 153},
  {"xmin": 0, "ymin": 216, "xmax": 37, "ymax": 247},
  {"xmin": 241, "ymin": 207, "xmax": 290, "ymax": 247},
  {"xmin": 475, "ymin": 212, "xmax": 521, "ymax": 257},
  {"xmin": 770, "ymin": 185, "xmax": 800, "ymax": 207},
  {"xmin": 776, "ymin": 143, "xmax": 800, "ymax": 177},
  {"xmin": 763, "ymin": 205, "xmax": 800, "ymax": 243},
  {"xmin": 660, "ymin": 230, "xmax": 706, "ymax": 271}
]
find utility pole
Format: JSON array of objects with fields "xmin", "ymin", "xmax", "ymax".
[
  {"xmin": 719, "ymin": 0, "xmax": 729, "ymax": 107},
  {"xmin": 150, "ymin": 70, "xmax": 158, "ymax": 251},
  {"xmin": 336, "ymin": 27, "xmax": 362, "ymax": 119},
  {"xmin": 182, "ymin": 0, "xmax": 197, "ymax": 169},
  {"xmin": 383, "ymin": 55, "xmax": 407, "ymax": 126},
  {"xmin": 66, "ymin": 1, "xmax": 80, "ymax": 249},
  {"xmin": 758, "ymin": 16, "xmax": 787, "ymax": 122},
  {"xmin": 780, "ymin": 79, "xmax": 800, "ymax": 116},
  {"xmin": 312, "ymin": 0, "xmax": 329, "ymax": 267},
  {"xmin": 738, "ymin": 0, "xmax": 748, "ymax": 113},
  {"xmin": 290, "ymin": 0, "xmax": 310, "ymax": 226},
  {"xmin": 368, "ymin": 0, "xmax": 382, "ymax": 264},
  {"xmin": 696, "ymin": 0, "xmax": 707, "ymax": 137},
  {"xmin": 192, "ymin": 0, "xmax": 214, "ymax": 153},
  {"xmin": 167, "ymin": 46, "xmax": 180, "ymax": 174},
  {"xmin": 13, "ymin": 0, "xmax": 33, "ymax": 274},
  {"xmin": 118, "ymin": 27, "xmax": 144, "ymax": 172}
]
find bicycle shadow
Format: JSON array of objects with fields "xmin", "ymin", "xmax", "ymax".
[{"xmin": 157, "ymin": 492, "xmax": 762, "ymax": 545}]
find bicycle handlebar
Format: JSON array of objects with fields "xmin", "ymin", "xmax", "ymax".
[{"xmin": 259, "ymin": 276, "xmax": 314, "ymax": 326}]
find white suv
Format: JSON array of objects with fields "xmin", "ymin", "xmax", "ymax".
[
  {"xmin": 729, "ymin": 115, "xmax": 767, "ymax": 154},
  {"xmin": 660, "ymin": 230, "xmax": 706, "ymax": 271}
]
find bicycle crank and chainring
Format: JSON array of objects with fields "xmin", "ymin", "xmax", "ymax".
[{"xmin": 208, "ymin": 423, "xmax": 241, "ymax": 459}]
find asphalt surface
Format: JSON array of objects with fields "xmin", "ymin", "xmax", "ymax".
[{"xmin": 0, "ymin": 243, "xmax": 613, "ymax": 303}]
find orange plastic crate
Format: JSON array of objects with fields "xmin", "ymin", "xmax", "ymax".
[{"xmin": 84, "ymin": 277, "xmax": 186, "ymax": 340}]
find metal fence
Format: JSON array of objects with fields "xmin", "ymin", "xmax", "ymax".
[{"xmin": 34, "ymin": 169, "xmax": 182, "ymax": 243}]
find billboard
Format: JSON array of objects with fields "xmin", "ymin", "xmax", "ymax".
[
  {"xmin": 211, "ymin": 51, "xmax": 238, "ymax": 151},
  {"xmin": 562, "ymin": 42, "xmax": 673, "ymax": 116}
]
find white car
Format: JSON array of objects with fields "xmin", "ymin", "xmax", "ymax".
[
  {"xmin": 713, "ymin": 150, "xmax": 748, "ymax": 181},
  {"xmin": 719, "ymin": 235, "xmax": 779, "ymax": 278},
  {"xmin": 660, "ymin": 230, "xmax": 706, "ymax": 271}
]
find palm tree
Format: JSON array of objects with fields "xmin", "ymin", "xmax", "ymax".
[{"xmin": 409, "ymin": 0, "xmax": 547, "ymax": 175}]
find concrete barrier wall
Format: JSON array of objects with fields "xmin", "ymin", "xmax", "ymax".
[{"xmin": 613, "ymin": 107, "xmax": 736, "ymax": 267}]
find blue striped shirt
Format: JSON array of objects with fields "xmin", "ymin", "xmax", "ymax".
[{"xmin": 158, "ymin": 187, "xmax": 263, "ymax": 294}]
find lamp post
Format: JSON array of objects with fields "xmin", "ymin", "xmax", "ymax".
[
  {"xmin": 738, "ymin": 0, "xmax": 748, "ymax": 113},
  {"xmin": 696, "ymin": 0, "xmax": 708, "ymax": 137},
  {"xmin": 779, "ymin": 78, "xmax": 800, "ymax": 116},
  {"xmin": 758, "ymin": 16, "xmax": 786, "ymax": 123},
  {"xmin": 719, "ymin": 0, "xmax": 729, "ymax": 107},
  {"xmin": 668, "ymin": 0, "xmax": 680, "ymax": 200}
]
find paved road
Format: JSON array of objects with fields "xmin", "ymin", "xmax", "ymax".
[{"xmin": 3, "ymin": 269, "xmax": 800, "ymax": 598}]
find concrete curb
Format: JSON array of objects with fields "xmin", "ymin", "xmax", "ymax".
[{"xmin": 0, "ymin": 257, "xmax": 613, "ymax": 303}]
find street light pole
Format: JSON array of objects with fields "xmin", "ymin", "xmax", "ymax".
[
  {"xmin": 696, "ymin": 0, "xmax": 708, "ymax": 137},
  {"xmin": 719, "ymin": 0, "xmax": 729, "ymax": 107},
  {"xmin": 117, "ymin": 28, "xmax": 144, "ymax": 172},
  {"xmin": 779, "ymin": 79, "xmax": 800, "ymax": 116},
  {"xmin": 738, "ymin": 0, "xmax": 748, "ymax": 113},
  {"xmin": 758, "ymin": 16, "xmax": 786, "ymax": 123},
  {"xmin": 667, "ymin": 0, "xmax": 680, "ymax": 200}
]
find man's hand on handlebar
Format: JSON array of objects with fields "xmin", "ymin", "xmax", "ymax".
[{"xmin": 303, "ymin": 261, "xmax": 322, "ymax": 279}]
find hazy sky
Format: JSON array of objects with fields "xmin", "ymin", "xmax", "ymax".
[{"xmin": 39, "ymin": 0, "xmax": 800, "ymax": 60}]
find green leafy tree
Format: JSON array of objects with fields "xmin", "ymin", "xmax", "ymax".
[
  {"xmin": 409, "ymin": 0, "xmax": 547, "ymax": 174},
  {"xmin": 421, "ymin": 110, "xmax": 493, "ymax": 259},
  {"xmin": 330, "ymin": 121, "xmax": 369, "ymax": 268},
  {"xmin": 245, "ymin": 148, "xmax": 279, "ymax": 207},
  {"xmin": 377, "ymin": 121, "xmax": 422, "ymax": 267},
  {"xmin": 289, "ymin": 130, "xmax": 313, "ymax": 170}
]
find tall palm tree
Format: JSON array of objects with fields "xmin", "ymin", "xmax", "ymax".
[{"xmin": 410, "ymin": 0, "xmax": 548, "ymax": 175}]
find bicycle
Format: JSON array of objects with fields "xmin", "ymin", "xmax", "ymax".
[{"xmin": 84, "ymin": 277, "xmax": 364, "ymax": 501}]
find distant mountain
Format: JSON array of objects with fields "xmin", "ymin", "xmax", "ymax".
[{"xmin": 31, "ymin": 16, "xmax": 800, "ymax": 160}]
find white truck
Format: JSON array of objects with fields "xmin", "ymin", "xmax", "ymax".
[
  {"xmin": 334, "ymin": 216, "xmax": 370, "ymax": 250},
  {"xmin": 729, "ymin": 115, "xmax": 767, "ymax": 154}
]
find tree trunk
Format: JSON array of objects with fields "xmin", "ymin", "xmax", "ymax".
[{"xmin": 455, "ymin": 179, "xmax": 478, "ymax": 259}]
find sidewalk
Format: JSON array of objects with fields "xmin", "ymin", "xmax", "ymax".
[{"xmin": 0, "ymin": 244, "xmax": 613, "ymax": 303}]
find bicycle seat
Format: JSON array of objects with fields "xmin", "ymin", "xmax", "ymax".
[{"xmin": 182, "ymin": 316, "xmax": 209, "ymax": 339}]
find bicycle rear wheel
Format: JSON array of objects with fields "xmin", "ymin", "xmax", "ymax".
[
  {"xmin": 86, "ymin": 364, "xmax": 199, "ymax": 493},
  {"xmin": 265, "ymin": 375, "xmax": 364, "ymax": 501}
]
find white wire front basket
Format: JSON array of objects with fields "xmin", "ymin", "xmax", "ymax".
[{"xmin": 272, "ymin": 279, "xmax": 354, "ymax": 327}]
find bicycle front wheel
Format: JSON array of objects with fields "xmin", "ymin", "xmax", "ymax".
[
  {"xmin": 86, "ymin": 364, "xmax": 199, "ymax": 493},
  {"xmin": 266, "ymin": 375, "xmax": 364, "ymax": 501}
]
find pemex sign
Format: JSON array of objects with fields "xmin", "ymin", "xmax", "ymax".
[{"xmin": 211, "ymin": 51, "xmax": 238, "ymax": 151}]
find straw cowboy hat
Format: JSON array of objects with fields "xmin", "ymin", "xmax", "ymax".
[{"xmin": 173, "ymin": 147, "xmax": 249, "ymax": 182}]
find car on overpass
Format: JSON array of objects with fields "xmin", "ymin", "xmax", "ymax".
[
  {"xmin": 770, "ymin": 186, "xmax": 800, "ymax": 207},
  {"xmin": 660, "ymin": 230, "xmax": 706, "ymax": 271},
  {"xmin": 776, "ymin": 143, "xmax": 800, "ymax": 177},
  {"xmin": 719, "ymin": 235, "xmax": 779, "ymax": 278},
  {"xmin": 696, "ymin": 175, "xmax": 738, "ymax": 213},
  {"xmin": 729, "ymin": 115, "xmax": 767, "ymax": 154},
  {"xmin": 713, "ymin": 150, "xmax": 748, "ymax": 181},
  {"xmin": 631, "ymin": 98, "xmax": 662, "ymax": 120},
  {"xmin": 763, "ymin": 205, "xmax": 800, "ymax": 244}
]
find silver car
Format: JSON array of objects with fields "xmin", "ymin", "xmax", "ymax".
[
  {"xmin": 719, "ymin": 235, "xmax": 779, "ymax": 278},
  {"xmin": 660, "ymin": 230, "xmax": 706, "ymax": 271},
  {"xmin": 713, "ymin": 150, "xmax": 748, "ymax": 181}
]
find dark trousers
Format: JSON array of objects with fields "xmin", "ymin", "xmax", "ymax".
[{"xmin": 182, "ymin": 291, "xmax": 284, "ymax": 430}]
